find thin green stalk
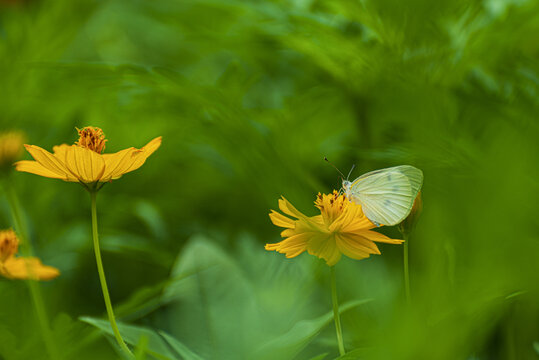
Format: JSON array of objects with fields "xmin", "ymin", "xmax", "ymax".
[
  {"xmin": 90, "ymin": 191, "xmax": 133, "ymax": 357},
  {"xmin": 3, "ymin": 181, "xmax": 60, "ymax": 360},
  {"xmin": 330, "ymin": 266, "xmax": 345, "ymax": 356},
  {"xmin": 403, "ymin": 234, "xmax": 411, "ymax": 305}
]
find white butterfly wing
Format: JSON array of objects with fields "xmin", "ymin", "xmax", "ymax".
[
  {"xmin": 392, "ymin": 165, "xmax": 423, "ymax": 198},
  {"xmin": 349, "ymin": 166, "xmax": 423, "ymax": 226}
]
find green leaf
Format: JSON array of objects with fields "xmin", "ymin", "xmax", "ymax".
[
  {"xmin": 134, "ymin": 335, "xmax": 150, "ymax": 360},
  {"xmin": 80, "ymin": 316, "xmax": 201, "ymax": 360},
  {"xmin": 159, "ymin": 331, "xmax": 205, "ymax": 360},
  {"xmin": 334, "ymin": 348, "xmax": 363, "ymax": 359},
  {"xmin": 252, "ymin": 299, "xmax": 372, "ymax": 360},
  {"xmin": 309, "ymin": 353, "xmax": 329, "ymax": 360}
]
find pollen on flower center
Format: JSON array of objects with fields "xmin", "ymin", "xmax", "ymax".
[
  {"xmin": 75, "ymin": 127, "xmax": 107, "ymax": 153},
  {"xmin": 315, "ymin": 191, "xmax": 347, "ymax": 226},
  {"xmin": 0, "ymin": 229, "xmax": 19, "ymax": 263}
]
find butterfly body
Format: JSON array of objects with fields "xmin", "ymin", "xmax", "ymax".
[{"xmin": 342, "ymin": 165, "xmax": 423, "ymax": 227}]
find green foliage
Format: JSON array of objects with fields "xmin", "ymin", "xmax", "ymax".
[{"xmin": 1, "ymin": 0, "xmax": 538, "ymax": 359}]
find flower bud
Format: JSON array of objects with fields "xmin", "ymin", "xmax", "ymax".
[
  {"xmin": 398, "ymin": 191, "xmax": 423, "ymax": 237},
  {"xmin": 0, "ymin": 131, "xmax": 25, "ymax": 173},
  {"xmin": 0, "ymin": 229, "xmax": 19, "ymax": 263}
]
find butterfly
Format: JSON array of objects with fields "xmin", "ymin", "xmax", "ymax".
[{"xmin": 342, "ymin": 165, "xmax": 423, "ymax": 227}]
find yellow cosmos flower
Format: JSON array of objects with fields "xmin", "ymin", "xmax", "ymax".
[
  {"xmin": 15, "ymin": 127, "xmax": 162, "ymax": 191},
  {"xmin": 0, "ymin": 229, "xmax": 60, "ymax": 281},
  {"xmin": 266, "ymin": 191, "xmax": 404, "ymax": 266},
  {"xmin": 0, "ymin": 131, "xmax": 25, "ymax": 172}
]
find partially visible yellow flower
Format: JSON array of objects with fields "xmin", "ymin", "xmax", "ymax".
[
  {"xmin": 266, "ymin": 191, "xmax": 404, "ymax": 266},
  {"xmin": 0, "ymin": 131, "xmax": 26, "ymax": 172},
  {"xmin": 15, "ymin": 127, "xmax": 161, "ymax": 190},
  {"xmin": 0, "ymin": 229, "xmax": 60, "ymax": 281}
]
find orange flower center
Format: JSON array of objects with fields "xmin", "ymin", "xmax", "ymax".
[
  {"xmin": 0, "ymin": 230, "xmax": 18, "ymax": 263},
  {"xmin": 75, "ymin": 127, "xmax": 107, "ymax": 153},
  {"xmin": 315, "ymin": 191, "xmax": 347, "ymax": 226}
]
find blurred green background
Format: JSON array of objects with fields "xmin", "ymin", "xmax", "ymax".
[{"xmin": 0, "ymin": 0, "xmax": 538, "ymax": 359}]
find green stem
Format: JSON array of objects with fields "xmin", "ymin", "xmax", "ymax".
[
  {"xmin": 403, "ymin": 234, "xmax": 411, "ymax": 305},
  {"xmin": 330, "ymin": 266, "xmax": 345, "ymax": 356},
  {"xmin": 90, "ymin": 191, "xmax": 133, "ymax": 357},
  {"xmin": 3, "ymin": 181, "xmax": 60, "ymax": 360}
]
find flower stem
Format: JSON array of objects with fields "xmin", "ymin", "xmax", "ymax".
[
  {"xmin": 90, "ymin": 191, "xmax": 133, "ymax": 357},
  {"xmin": 3, "ymin": 181, "xmax": 60, "ymax": 360},
  {"xmin": 403, "ymin": 234, "xmax": 411, "ymax": 305},
  {"xmin": 330, "ymin": 266, "xmax": 346, "ymax": 356}
]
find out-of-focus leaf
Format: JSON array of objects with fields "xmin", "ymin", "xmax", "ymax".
[
  {"xmin": 115, "ymin": 281, "xmax": 168, "ymax": 321},
  {"xmin": 309, "ymin": 353, "xmax": 329, "ymax": 360},
  {"xmin": 80, "ymin": 317, "xmax": 200, "ymax": 360},
  {"xmin": 133, "ymin": 200, "xmax": 168, "ymax": 239},
  {"xmin": 134, "ymin": 335, "xmax": 149, "ymax": 360},
  {"xmin": 158, "ymin": 331, "xmax": 205, "ymax": 360},
  {"xmin": 101, "ymin": 234, "xmax": 171, "ymax": 266},
  {"xmin": 253, "ymin": 299, "xmax": 372, "ymax": 360},
  {"xmin": 155, "ymin": 234, "xmax": 330, "ymax": 359},
  {"xmin": 334, "ymin": 348, "xmax": 363, "ymax": 359},
  {"xmin": 0, "ymin": 327, "xmax": 17, "ymax": 359}
]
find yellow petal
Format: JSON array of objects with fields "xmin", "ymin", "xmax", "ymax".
[
  {"xmin": 15, "ymin": 160, "xmax": 66, "ymax": 180},
  {"xmin": 64, "ymin": 146, "xmax": 106, "ymax": 183},
  {"xmin": 336, "ymin": 233, "xmax": 380, "ymax": 261},
  {"xmin": 21, "ymin": 144, "xmax": 72, "ymax": 180},
  {"xmin": 269, "ymin": 210, "xmax": 295, "ymax": 229},
  {"xmin": 2, "ymin": 257, "xmax": 60, "ymax": 281},
  {"xmin": 101, "ymin": 136, "xmax": 162, "ymax": 181},
  {"xmin": 306, "ymin": 234, "xmax": 342, "ymax": 266},
  {"xmin": 121, "ymin": 136, "xmax": 162, "ymax": 173},
  {"xmin": 330, "ymin": 204, "xmax": 368, "ymax": 233},
  {"xmin": 100, "ymin": 148, "xmax": 136, "ymax": 181},
  {"xmin": 265, "ymin": 233, "xmax": 309, "ymax": 258},
  {"xmin": 284, "ymin": 246, "xmax": 307, "ymax": 258},
  {"xmin": 353, "ymin": 230, "xmax": 404, "ymax": 244},
  {"xmin": 278, "ymin": 197, "xmax": 308, "ymax": 220},
  {"xmin": 52, "ymin": 145, "xmax": 79, "ymax": 181},
  {"xmin": 341, "ymin": 212, "xmax": 378, "ymax": 232}
]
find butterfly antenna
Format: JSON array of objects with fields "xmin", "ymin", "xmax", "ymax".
[
  {"xmin": 346, "ymin": 164, "xmax": 356, "ymax": 181},
  {"xmin": 324, "ymin": 157, "xmax": 345, "ymax": 179}
]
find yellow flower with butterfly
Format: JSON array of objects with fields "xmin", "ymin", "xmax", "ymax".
[
  {"xmin": 266, "ymin": 164, "xmax": 423, "ymax": 356},
  {"xmin": 266, "ymin": 191, "xmax": 403, "ymax": 265}
]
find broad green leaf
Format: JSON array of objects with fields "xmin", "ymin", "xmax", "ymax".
[
  {"xmin": 80, "ymin": 317, "xmax": 201, "ymax": 360},
  {"xmin": 334, "ymin": 348, "xmax": 363, "ymax": 359},
  {"xmin": 159, "ymin": 235, "xmax": 327, "ymax": 359},
  {"xmin": 252, "ymin": 299, "xmax": 372, "ymax": 360},
  {"xmin": 160, "ymin": 236, "xmax": 255, "ymax": 358},
  {"xmin": 159, "ymin": 331, "xmax": 205, "ymax": 360}
]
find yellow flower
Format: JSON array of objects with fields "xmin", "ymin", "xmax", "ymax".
[
  {"xmin": 15, "ymin": 127, "xmax": 162, "ymax": 191},
  {"xmin": 266, "ymin": 191, "xmax": 404, "ymax": 266},
  {"xmin": 0, "ymin": 131, "xmax": 26, "ymax": 172},
  {"xmin": 0, "ymin": 229, "xmax": 60, "ymax": 281}
]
